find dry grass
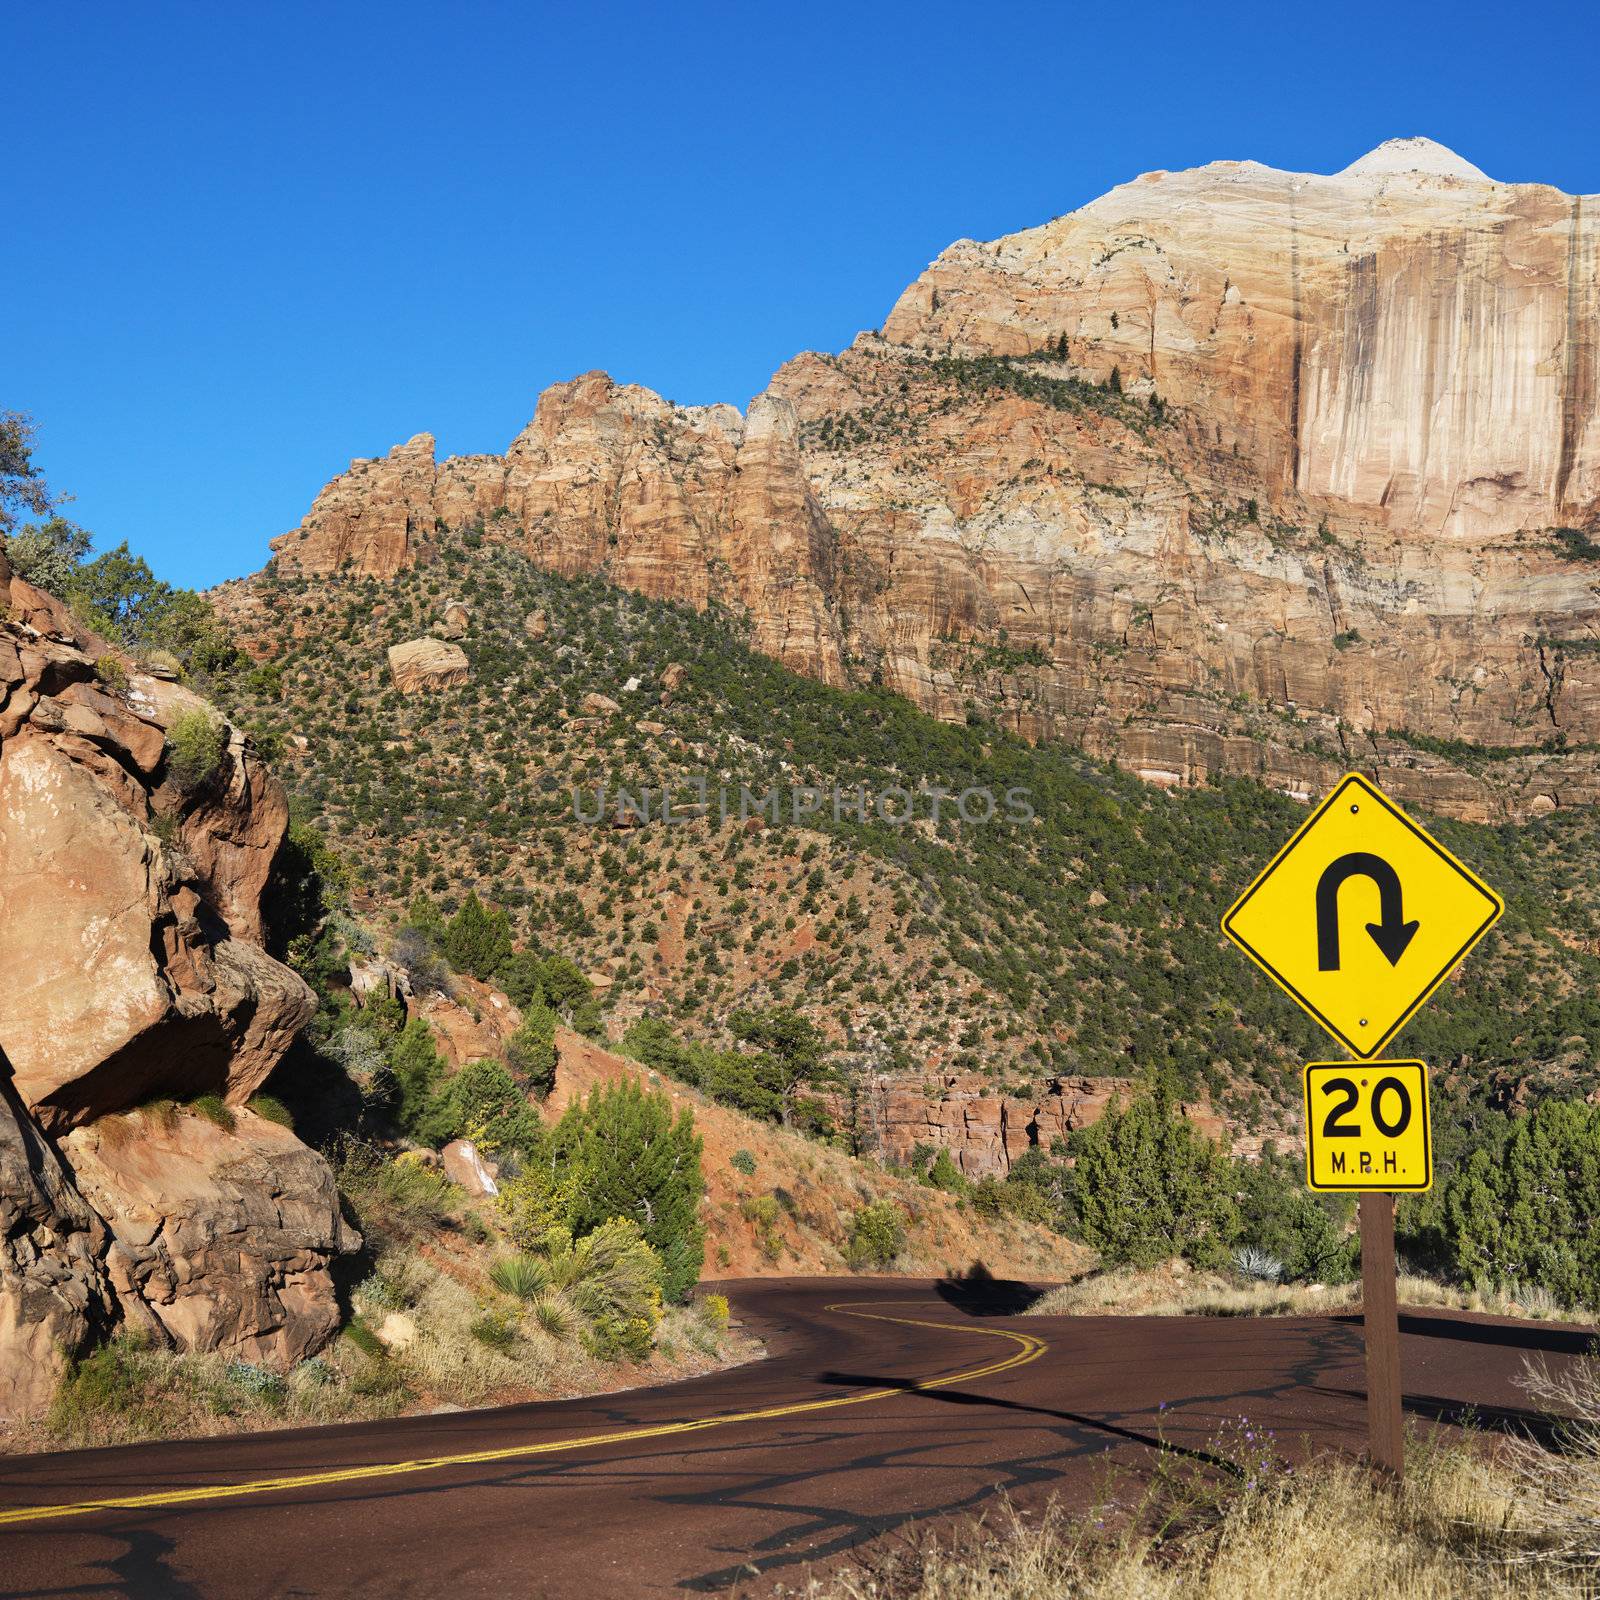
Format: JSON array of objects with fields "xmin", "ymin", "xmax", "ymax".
[
  {"xmin": 803, "ymin": 1436, "xmax": 1587, "ymax": 1600},
  {"xmin": 1029, "ymin": 1264, "xmax": 1599, "ymax": 1324}
]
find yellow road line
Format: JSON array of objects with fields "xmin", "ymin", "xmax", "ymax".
[{"xmin": 0, "ymin": 1300, "xmax": 1047, "ymax": 1531}]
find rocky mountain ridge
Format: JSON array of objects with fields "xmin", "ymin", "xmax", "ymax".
[{"xmin": 254, "ymin": 140, "xmax": 1600, "ymax": 823}]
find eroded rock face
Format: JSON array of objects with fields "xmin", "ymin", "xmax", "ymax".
[
  {"xmin": 0, "ymin": 1052, "xmax": 112, "ymax": 1419},
  {"xmin": 828, "ymin": 1072, "xmax": 1237, "ymax": 1178},
  {"xmin": 387, "ymin": 636, "xmax": 470, "ymax": 693},
  {"xmin": 257, "ymin": 143, "xmax": 1600, "ymax": 821},
  {"xmin": 61, "ymin": 1108, "xmax": 356, "ymax": 1365},
  {"xmin": 0, "ymin": 550, "xmax": 353, "ymax": 1416}
]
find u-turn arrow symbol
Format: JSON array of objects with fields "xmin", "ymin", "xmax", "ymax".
[{"xmin": 1316, "ymin": 852, "xmax": 1420, "ymax": 971}]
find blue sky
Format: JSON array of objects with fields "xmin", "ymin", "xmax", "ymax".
[{"xmin": 10, "ymin": 0, "xmax": 1597, "ymax": 590}]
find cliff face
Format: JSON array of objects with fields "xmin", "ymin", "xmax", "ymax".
[
  {"xmin": 257, "ymin": 140, "xmax": 1600, "ymax": 822},
  {"xmin": 0, "ymin": 549, "xmax": 355, "ymax": 1419}
]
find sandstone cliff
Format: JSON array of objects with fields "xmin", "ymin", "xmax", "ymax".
[
  {"xmin": 255, "ymin": 139, "xmax": 1600, "ymax": 823},
  {"xmin": 0, "ymin": 546, "xmax": 355, "ymax": 1419}
]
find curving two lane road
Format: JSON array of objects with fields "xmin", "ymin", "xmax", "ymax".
[{"xmin": 0, "ymin": 1278, "xmax": 1587, "ymax": 1598}]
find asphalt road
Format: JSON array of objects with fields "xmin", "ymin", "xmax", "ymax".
[{"xmin": 1, "ymin": 1277, "xmax": 1590, "ymax": 1599}]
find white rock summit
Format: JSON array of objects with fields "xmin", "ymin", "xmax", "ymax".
[{"xmin": 1338, "ymin": 136, "xmax": 1494, "ymax": 183}]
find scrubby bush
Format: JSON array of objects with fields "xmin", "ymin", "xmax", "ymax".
[
  {"xmin": 847, "ymin": 1200, "xmax": 905, "ymax": 1270},
  {"xmin": 730, "ymin": 1148, "xmax": 758, "ymax": 1177},
  {"xmin": 48, "ymin": 1334, "xmax": 168, "ymax": 1441},
  {"xmin": 555, "ymin": 1219, "xmax": 664, "ymax": 1360},
  {"xmin": 443, "ymin": 892, "xmax": 513, "ymax": 980},
  {"xmin": 1233, "ymin": 1152, "xmax": 1355, "ymax": 1283},
  {"xmin": 504, "ymin": 1001, "xmax": 558, "ymax": 1098},
  {"xmin": 333, "ymin": 1138, "xmax": 454, "ymax": 1245},
  {"xmin": 166, "ymin": 709, "xmax": 226, "ymax": 791},
  {"xmin": 415, "ymin": 1057, "xmax": 541, "ymax": 1155},
  {"xmin": 496, "ymin": 1164, "xmax": 581, "ymax": 1252}
]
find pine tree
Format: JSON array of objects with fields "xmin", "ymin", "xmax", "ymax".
[
  {"xmin": 388, "ymin": 1018, "xmax": 446, "ymax": 1135},
  {"xmin": 443, "ymin": 891, "xmax": 512, "ymax": 980},
  {"xmin": 558, "ymin": 1079, "xmax": 705, "ymax": 1301},
  {"xmin": 505, "ymin": 1000, "xmax": 559, "ymax": 1097}
]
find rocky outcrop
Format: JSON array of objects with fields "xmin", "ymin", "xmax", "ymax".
[
  {"xmin": 441, "ymin": 1138, "xmax": 498, "ymax": 1199},
  {"xmin": 0, "ymin": 1051, "xmax": 113, "ymax": 1419},
  {"xmin": 61, "ymin": 1108, "xmax": 356, "ymax": 1365},
  {"xmin": 883, "ymin": 138, "xmax": 1598, "ymax": 538},
  {"xmin": 404, "ymin": 978, "xmax": 520, "ymax": 1068},
  {"xmin": 269, "ymin": 376, "xmax": 844, "ymax": 686},
  {"xmin": 256, "ymin": 142, "xmax": 1600, "ymax": 821},
  {"xmin": 831, "ymin": 1072, "xmax": 1236, "ymax": 1179},
  {"xmin": 0, "ymin": 548, "xmax": 354, "ymax": 1418},
  {"xmin": 387, "ymin": 636, "xmax": 470, "ymax": 693}
]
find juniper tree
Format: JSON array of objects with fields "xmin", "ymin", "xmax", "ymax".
[
  {"xmin": 1072, "ymin": 1082, "xmax": 1237, "ymax": 1268},
  {"xmin": 556, "ymin": 1079, "xmax": 705, "ymax": 1302}
]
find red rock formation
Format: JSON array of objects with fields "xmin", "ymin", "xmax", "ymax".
[
  {"xmin": 830, "ymin": 1072, "xmax": 1237, "ymax": 1178},
  {"xmin": 254, "ymin": 142, "xmax": 1600, "ymax": 822},
  {"xmin": 0, "ymin": 546, "xmax": 354, "ymax": 1418}
]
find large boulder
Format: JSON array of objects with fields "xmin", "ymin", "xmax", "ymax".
[
  {"xmin": 0, "ymin": 735, "xmax": 314, "ymax": 1127},
  {"xmin": 61, "ymin": 1107, "xmax": 358, "ymax": 1365},
  {"xmin": 0, "ymin": 1053, "xmax": 113, "ymax": 1420},
  {"xmin": 0, "ymin": 557, "xmax": 357, "ymax": 1417},
  {"xmin": 387, "ymin": 637, "xmax": 470, "ymax": 693}
]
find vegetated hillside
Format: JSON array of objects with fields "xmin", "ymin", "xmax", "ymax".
[
  {"xmin": 548, "ymin": 1027, "xmax": 1088, "ymax": 1282},
  {"xmin": 216, "ymin": 528, "xmax": 1600, "ymax": 1143}
]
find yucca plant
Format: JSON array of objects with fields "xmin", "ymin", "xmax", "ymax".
[
  {"xmin": 488, "ymin": 1253, "xmax": 548, "ymax": 1301},
  {"xmin": 530, "ymin": 1295, "xmax": 572, "ymax": 1340},
  {"xmin": 1233, "ymin": 1245, "xmax": 1285, "ymax": 1283}
]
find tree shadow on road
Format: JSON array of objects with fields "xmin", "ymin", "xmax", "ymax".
[
  {"xmin": 934, "ymin": 1263, "xmax": 1048, "ymax": 1317},
  {"xmin": 1331, "ymin": 1311, "xmax": 1598, "ymax": 1356},
  {"xmin": 813, "ymin": 1370, "xmax": 1238, "ymax": 1474}
]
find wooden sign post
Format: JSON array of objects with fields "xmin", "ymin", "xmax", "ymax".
[{"xmin": 1359, "ymin": 1193, "xmax": 1404, "ymax": 1479}]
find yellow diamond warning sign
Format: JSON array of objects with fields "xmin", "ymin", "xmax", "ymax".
[
  {"xmin": 1303, "ymin": 1061, "xmax": 1432, "ymax": 1192},
  {"xmin": 1222, "ymin": 773, "xmax": 1502, "ymax": 1059}
]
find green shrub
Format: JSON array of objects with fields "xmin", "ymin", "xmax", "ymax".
[
  {"xmin": 497, "ymin": 1164, "xmax": 581, "ymax": 1252},
  {"xmin": 189, "ymin": 1093, "xmax": 236, "ymax": 1133},
  {"xmin": 246, "ymin": 1093, "xmax": 295, "ymax": 1130},
  {"xmin": 926, "ymin": 1147, "xmax": 967, "ymax": 1193},
  {"xmin": 1072, "ymin": 1086, "xmax": 1237, "ymax": 1269},
  {"xmin": 165, "ymin": 709, "xmax": 226, "ymax": 791},
  {"xmin": 93, "ymin": 655, "xmax": 129, "ymax": 692},
  {"xmin": 504, "ymin": 1002, "xmax": 558, "ymax": 1098},
  {"xmin": 333, "ymin": 1138, "xmax": 454, "ymax": 1244},
  {"xmin": 559, "ymin": 1218, "xmax": 664, "ymax": 1359},
  {"xmin": 48, "ymin": 1334, "xmax": 167, "ymax": 1441},
  {"xmin": 469, "ymin": 1310, "xmax": 518, "ymax": 1351},
  {"xmin": 443, "ymin": 892, "xmax": 513, "ymax": 980},
  {"xmin": 1233, "ymin": 1152, "xmax": 1355, "ymax": 1283},
  {"xmin": 730, "ymin": 1148, "xmax": 758, "ymax": 1177},
  {"xmin": 847, "ymin": 1200, "xmax": 905, "ymax": 1270},
  {"xmin": 699, "ymin": 1293, "xmax": 730, "ymax": 1327}
]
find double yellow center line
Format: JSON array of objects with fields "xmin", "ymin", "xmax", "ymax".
[{"xmin": 0, "ymin": 1301, "xmax": 1048, "ymax": 1530}]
